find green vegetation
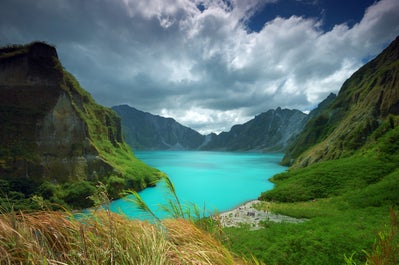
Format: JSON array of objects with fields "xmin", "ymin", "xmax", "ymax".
[
  {"xmin": 223, "ymin": 117, "xmax": 399, "ymax": 264},
  {"xmin": 0, "ymin": 210, "xmax": 245, "ymax": 264},
  {"xmin": 260, "ymin": 156, "xmax": 395, "ymax": 203},
  {"xmin": 225, "ymin": 205, "xmax": 397, "ymax": 265},
  {"xmin": 2, "ymin": 37, "xmax": 399, "ymax": 264},
  {"xmin": 0, "ymin": 42, "xmax": 161, "ymax": 210},
  {"xmin": 61, "ymin": 71, "xmax": 161, "ymax": 192},
  {"xmin": 224, "ymin": 35, "xmax": 399, "ymax": 263},
  {"xmin": 283, "ymin": 36, "xmax": 399, "ymax": 167},
  {"xmin": 0, "ymin": 182, "xmax": 260, "ymax": 265}
]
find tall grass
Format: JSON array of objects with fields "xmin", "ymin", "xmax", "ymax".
[
  {"xmin": 0, "ymin": 208, "xmax": 256, "ymax": 264},
  {"xmin": 0, "ymin": 178, "xmax": 260, "ymax": 264},
  {"xmin": 344, "ymin": 208, "xmax": 399, "ymax": 265}
]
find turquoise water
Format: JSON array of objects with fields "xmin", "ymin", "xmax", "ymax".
[{"xmin": 109, "ymin": 151, "xmax": 286, "ymax": 219}]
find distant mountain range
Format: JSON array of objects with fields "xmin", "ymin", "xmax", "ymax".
[
  {"xmin": 200, "ymin": 108, "xmax": 308, "ymax": 152},
  {"xmin": 112, "ymin": 105, "xmax": 206, "ymax": 150},
  {"xmin": 113, "ymin": 102, "xmax": 334, "ymax": 152}
]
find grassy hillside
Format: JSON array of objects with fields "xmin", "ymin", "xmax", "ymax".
[
  {"xmin": 223, "ymin": 36, "xmax": 399, "ymax": 264},
  {"xmin": 224, "ymin": 121, "xmax": 399, "ymax": 264},
  {"xmin": 261, "ymin": 118, "xmax": 399, "ymax": 203},
  {"xmin": 282, "ymin": 36, "xmax": 399, "ymax": 167}
]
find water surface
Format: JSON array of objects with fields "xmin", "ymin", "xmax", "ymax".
[{"xmin": 109, "ymin": 151, "xmax": 286, "ymax": 219}]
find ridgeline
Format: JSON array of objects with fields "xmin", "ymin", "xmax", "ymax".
[{"xmin": 0, "ymin": 42, "xmax": 161, "ymax": 210}]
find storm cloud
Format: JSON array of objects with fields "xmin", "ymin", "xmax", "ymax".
[{"xmin": 1, "ymin": 0, "xmax": 399, "ymax": 133}]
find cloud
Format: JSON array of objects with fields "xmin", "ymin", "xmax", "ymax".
[{"xmin": 0, "ymin": 0, "xmax": 398, "ymax": 134}]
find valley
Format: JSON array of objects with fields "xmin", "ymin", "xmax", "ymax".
[{"xmin": 0, "ymin": 34, "xmax": 398, "ymax": 265}]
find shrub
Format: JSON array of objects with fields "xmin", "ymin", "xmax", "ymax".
[{"xmin": 61, "ymin": 181, "xmax": 96, "ymax": 208}]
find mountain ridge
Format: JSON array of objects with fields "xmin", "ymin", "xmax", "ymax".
[
  {"xmin": 0, "ymin": 42, "xmax": 160, "ymax": 209},
  {"xmin": 112, "ymin": 104, "xmax": 206, "ymax": 150},
  {"xmin": 201, "ymin": 107, "xmax": 308, "ymax": 152},
  {"xmin": 282, "ymin": 35, "xmax": 399, "ymax": 167},
  {"xmin": 113, "ymin": 104, "xmax": 313, "ymax": 153}
]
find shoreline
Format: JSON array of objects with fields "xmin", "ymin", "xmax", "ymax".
[{"xmin": 215, "ymin": 200, "xmax": 306, "ymax": 230}]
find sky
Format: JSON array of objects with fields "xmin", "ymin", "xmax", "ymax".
[{"xmin": 1, "ymin": 0, "xmax": 399, "ymax": 134}]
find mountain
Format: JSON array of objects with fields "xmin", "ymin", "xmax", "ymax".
[
  {"xmin": 256, "ymin": 37, "xmax": 399, "ymax": 263},
  {"xmin": 281, "ymin": 92, "xmax": 337, "ymax": 165},
  {"xmin": 0, "ymin": 42, "xmax": 160, "ymax": 209},
  {"xmin": 282, "ymin": 35, "xmax": 399, "ymax": 167},
  {"xmin": 112, "ymin": 105, "xmax": 206, "ymax": 150},
  {"xmin": 114, "ymin": 105, "xmax": 310, "ymax": 152},
  {"xmin": 201, "ymin": 107, "xmax": 308, "ymax": 152}
]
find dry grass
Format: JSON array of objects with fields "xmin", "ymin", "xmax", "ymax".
[{"xmin": 0, "ymin": 209, "xmax": 256, "ymax": 265}]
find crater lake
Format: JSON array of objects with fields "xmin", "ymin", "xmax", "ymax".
[{"xmin": 109, "ymin": 151, "xmax": 286, "ymax": 219}]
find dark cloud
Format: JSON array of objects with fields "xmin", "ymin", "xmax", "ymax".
[{"xmin": 0, "ymin": 0, "xmax": 398, "ymax": 134}]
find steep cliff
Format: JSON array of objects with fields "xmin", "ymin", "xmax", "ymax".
[
  {"xmin": 283, "ymin": 35, "xmax": 399, "ymax": 167},
  {"xmin": 112, "ymin": 105, "xmax": 206, "ymax": 150},
  {"xmin": 0, "ymin": 42, "xmax": 160, "ymax": 209},
  {"xmin": 281, "ymin": 93, "xmax": 336, "ymax": 165},
  {"xmin": 201, "ymin": 108, "xmax": 308, "ymax": 152}
]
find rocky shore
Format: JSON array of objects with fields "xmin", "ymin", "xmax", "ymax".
[{"xmin": 216, "ymin": 200, "xmax": 306, "ymax": 230}]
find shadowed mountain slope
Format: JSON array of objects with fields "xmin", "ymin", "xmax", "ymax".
[
  {"xmin": 201, "ymin": 108, "xmax": 308, "ymax": 152},
  {"xmin": 282, "ymin": 36, "xmax": 399, "ymax": 167},
  {"xmin": 0, "ymin": 42, "xmax": 160, "ymax": 209},
  {"xmin": 112, "ymin": 105, "xmax": 206, "ymax": 150}
]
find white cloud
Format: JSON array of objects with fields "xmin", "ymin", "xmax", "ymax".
[{"xmin": 0, "ymin": 0, "xmax": 398, "ymax": 133}]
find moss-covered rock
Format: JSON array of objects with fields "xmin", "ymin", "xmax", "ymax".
[{"xmin": 0, "ymin": 42, "xmax": 161, "ymax": 209}]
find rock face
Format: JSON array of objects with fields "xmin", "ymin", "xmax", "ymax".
[
  {"xmin": 0, "ymin": 42, "xmax": 158, "ymax": 205},
  {"xmin": 114, "ymin": 105, "xmax": 308, "ymax": 152},
  {"xmin": 283, "ymin": 35, "xmax": 399, "ymax": 167},
  {"xmin": 281, "ymin": 93, "xmax": 337, "ymax": 165},
  {"xmin": 201, "ymin": 108, "xmax": 308, "ymax": 152},
  {"xmin": 114, "ymin": 104, "xmax": 310, "ymax": 152},
  {"xmin": 112, "ymin": 105, "xmax": 205, "ymax": 150}
]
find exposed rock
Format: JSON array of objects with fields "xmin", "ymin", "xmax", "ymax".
[
  {"xmin": 114, "ymin": 104, "xmax": 309, "ymax": 152},
  {"xmin": 112, "ymin": 105, "xmax": 206, "ymax": 150},
  {"xmin": 201, "ymin": 108, "xmax": 308, "ymax": 152},
  {"xmin": 0, "ymin": 42, "xmax": 159, "ymax": 205}
]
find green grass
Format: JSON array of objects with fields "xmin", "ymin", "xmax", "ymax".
[
  {"xmin": 261, "ymin": 124, "xmax": 399, "ymax": 203},
  {"xmin": 62, "ymin": 71, "xmax": 162, "ymax": 192},
  {"xmin": 225, "ymin": 199, "xmax": 396, "ymax": 264},
  {"xmin": 260, "ymin": 155, "xmax": 395, "ymax": 203},
  {"xmin": 224, "ymin": 119, "xmax": 399, "ymax": 264},
  {"xmin": 225, "ymin": 208, "xmax": 390, "ymax": 265}
]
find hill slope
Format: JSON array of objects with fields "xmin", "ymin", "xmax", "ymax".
[
  {"xmin": 226, "ymin": 36, "xmax": 399, "ymax": 265},
  {"xmin": 0, "ymin": 42, "xmax": 160, "ymax": 209},
  {"xmin": 112, "ymin": 105, "xmax": 206, "ymax": 150},
  {"xmin": 282, "ymin": 36, "xmax": 399, "ymax": 167},
  {"xmin": 202, "ymin": 107, "xmax": 307, "ymax": 152}
]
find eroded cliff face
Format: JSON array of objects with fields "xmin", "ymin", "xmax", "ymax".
[
  {"xmin": 112, "ymin": 105, "xmax": 206, "ymax": 150},
  {"xmin": 201, "ymin": 108, "xmax": 308, "ymax": 152},
  {"xmin": 37, "ymin": 92, "xmax": 105, "ymax": 182},
  {"xmin": 0, "ymin": 42, "xmax": 158, "ymax": 196},
  {"xmin": 0, "ymin": 42, "xmax": 109, "ymax": 182}
]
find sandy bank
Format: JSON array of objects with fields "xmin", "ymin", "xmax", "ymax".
[{"xmin": 215, "ymin": 200, "xmax": 306, "ymax": 230}]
